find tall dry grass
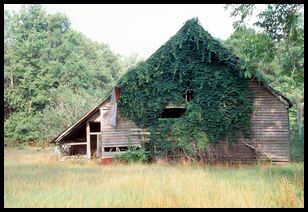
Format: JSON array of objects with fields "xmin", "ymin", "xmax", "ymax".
[{"xmin": 4, "ymin": 147, "xmax": 304, "ymax": 208}]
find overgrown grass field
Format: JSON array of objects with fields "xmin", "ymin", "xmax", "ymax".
[{"xmin": 4, "ymin": 147, "xmax": 304, "ymax": 208}]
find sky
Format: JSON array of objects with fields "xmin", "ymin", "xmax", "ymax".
[{"xmin": 4, "ymin": 4, "xmax": 259, "ymax": 59}]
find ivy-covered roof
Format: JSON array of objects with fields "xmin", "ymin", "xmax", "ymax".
[
  {"xmin": 144, "ymin": 18, "xmax": 243, "ymax": 76},
  {"xmin": 118, "ymin": 18, "xmax": 291, "ymax": 107}
]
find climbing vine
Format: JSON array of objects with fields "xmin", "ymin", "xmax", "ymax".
[{"xmin": 118, "ymin": 18, "xmax": 254, "ymax": 161}]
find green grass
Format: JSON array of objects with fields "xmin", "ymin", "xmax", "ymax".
[{"xmin": 4, "ymin": 147, "xmax": 304, "ymax": 208}]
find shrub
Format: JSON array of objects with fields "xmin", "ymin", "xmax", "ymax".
[
  {"xmin": 4, "ymin": 111, "xmax": 41, "ymax": 144},
  {"xmin": 116, "ymin": 146, "xmax": 148, "ymax": 163}
]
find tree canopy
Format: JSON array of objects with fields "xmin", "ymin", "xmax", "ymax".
[{"xmin": 4, "ymin": 5, "xmax": 141, "ymax": 143}]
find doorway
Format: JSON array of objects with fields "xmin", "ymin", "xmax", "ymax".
[{"xmin": 90, "ymin": 135, "xmax": 97, "ymax": 158}]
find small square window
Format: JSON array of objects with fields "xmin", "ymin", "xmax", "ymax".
[
  {"xmin": 183, "ymin": 90, "xmax": 193, "ymax": 102},
  {"xmin": 90, "ymin": 122, "xmax": 101, "ymax": 132}
]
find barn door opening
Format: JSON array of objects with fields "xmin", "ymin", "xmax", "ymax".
[{"xmin": 90, "ymin": 135, "xmax": 98, "ymax": 158}]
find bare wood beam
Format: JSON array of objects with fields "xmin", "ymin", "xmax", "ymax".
[
  {"xmin": 165, "ymin": 102, "xmax": 186, "ymax": 109},
  {"xmin": 99, "ymin": 107, "xmax": 103, "ymax": 158},
  {"xmin": 97, "ymin": 135, "xmax": 101, "ymax": 158},
  {"xmin": 66, "ymin": 142, "xmax": 87, "ymax": 146},
  {"xmin": 89, "ymin": 132, "xmax": 101, "ymax": 135},
  {"xmin": 100, "ymin": 107, "xmax": 103, "ymax": 132}
]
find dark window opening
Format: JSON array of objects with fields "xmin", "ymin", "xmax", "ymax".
[
  {"xmin": 103, "ymin": 147, "xmax": 129, "ymax": 152},
  {"xmin": 183, "ymin": 90, "xmax": 193, "ymax": 102},
  {"xmin": 104, "ymin": 147, "xmax": 116, "ymax": 152},
  {"xmin": 160, "ymin": 108, "xmax": 186, "ymax": 118},
  {"xmin": 90, "ymin": 122, "xmax": 101, "ymax": 132}
]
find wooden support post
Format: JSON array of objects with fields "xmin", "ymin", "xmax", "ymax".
[
  {"xmin": 99, "ymin": 107, "xmax": 104, "ymax": 158},
  {"xmin": 100, "ymin": 107, "xmax": 103, "ymax": 132},
  {"xmin": 86, "ymin": 121, "xmax": 91, "ymax": 159},
  {"xmin": 97, "ymin": 135, "xmax": 101, "ymax": 158}
]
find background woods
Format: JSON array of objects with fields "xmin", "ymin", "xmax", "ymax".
[{"xmin": 4, "ymin": 5, "xmax": 141, "ymax": 143}]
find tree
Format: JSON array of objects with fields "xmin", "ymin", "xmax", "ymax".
[
  {"xmin": 4, "ymin": 5, "xmax": 140, "ymax": 144},
  {"xmin": 255, "ymin": 4, "xmax": 304, "ymax": 42},
  {"xmin": 224, "ymin": 26, "xmax": 276, "ymax": 80},
  {"xmin": 225, "ymin": 4, "xmax": 304, "ymax": 41}
]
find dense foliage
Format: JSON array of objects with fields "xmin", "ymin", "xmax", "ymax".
[
  {"xmin": 225, "ymin": 4, "xmax": 304, "ymax": 161},
  {"xmin": 4, "ymin": 5, "xmax": 141, "ymax": 144},
  {"xmin": 118, "ymin": 19, "xmax": 254, "ymax": 161},
  {"xmin": 116, "ymin": 146, "xmax": 148, "ymax": 163}
]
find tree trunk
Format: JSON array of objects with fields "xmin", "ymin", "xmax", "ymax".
[
  {"xmin": 294, "ymin": 95, "xmax": 304, "ymax": 137},
  {"xmin": 7, "ymin": 48, "xmax": 14, "ymax": 88},
  {"xmin": 29, "ymin": 100, "xmax": 32, "ymax": 112},
  {"xmin": 10, "ymin": 66, "xmax": 14, "ymax": 88}
]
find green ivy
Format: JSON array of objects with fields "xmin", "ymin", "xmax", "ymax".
[
  {"xmin": 117, "ymin": 18, "xmax": 254, "ymax": 161},
  {"xmin": 116, "ymin": 146, "xmax": 148, "ymax": 163}
]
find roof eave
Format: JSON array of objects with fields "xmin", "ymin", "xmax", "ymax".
[
  {"xmin": 250, "ymin": 76, "xmax": 293, "ymax": 108},
  {"xmin": 53, "ymin": 95, "xmax": 111, "ymax": 143}
]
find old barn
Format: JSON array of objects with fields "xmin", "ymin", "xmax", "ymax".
[{"xmin": 54, "ymin": 19, "xmax": 292, "ymax": 163}]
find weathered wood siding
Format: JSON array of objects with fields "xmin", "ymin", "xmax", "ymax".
[
  {"xmin": 207, "ymin": 141, "xmax": 257, "ymax": 163},
  {"xmin": 249, "ymin": 80, "xmax": 290, "ymax": 162},
  {"xmin": 59, "ymin": 79, "xmax": 290, "ymax": 163},
  {"xmin": 207, "ymin": 80, "xmax": 290, "ymax": 163},
  {"xmin": 100, "ymin": 102, "xmax": 144, "ymax": 158}
]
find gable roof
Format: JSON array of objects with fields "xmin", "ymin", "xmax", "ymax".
[
  {"xmin": 53, "ymin": 95, "xmax": 110, "ymax": 143},
  {"xmin": 149, "ymin": 18, "xmax": 242, "ymax": 72},
  {"xmin": 54, "ymin": 18, "xmax": 292, "ymax": 143},
  {"xmin": 118, "ymin": 18, "xmax": 243, "ymax": 86}
]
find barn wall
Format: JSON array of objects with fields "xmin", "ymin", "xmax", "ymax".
[
  {"xmin": 207, "ymin": 142, "xmax": 257, "ymax": 163},
  {"xmin": 207, "ymin": 80, "xmax": 290, "ymax": 163},
  {"xmin": 248, "ymin": 80, "xmax": 290, "ymax": 162},
  {"xmin": 99, "ymin": 102, "xmax": 144, "ymax": 158},
  {"xmin": 58, "ymin": 79, "xmax": 290, "ymax": 163},
  {"xmin": 98, "ymin": 79, "xmax": 290, "ymax": 162}
]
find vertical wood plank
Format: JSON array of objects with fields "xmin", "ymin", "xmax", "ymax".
[
  {"xmin": 86, "ymin": 121, "xmax": 91, "ymax": 159},
  {"xmin": 97, "ymin": 134, "xmax": 101, "ymax": 158},
  {"xmin": 100, "ymin": 107, "xmax": 103, "ymax": 132},
  {"xmin": 287, "ymin": 108, "xmax": 291, "ymax": 159},
  {"xmin": 99, "ymin": 107, "xmax": 103, "ymax": 158}
]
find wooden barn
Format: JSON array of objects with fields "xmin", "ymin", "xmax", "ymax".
[{"xmin": 54, "ymin": 19, "xmax": 292, "ymax": 164}]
